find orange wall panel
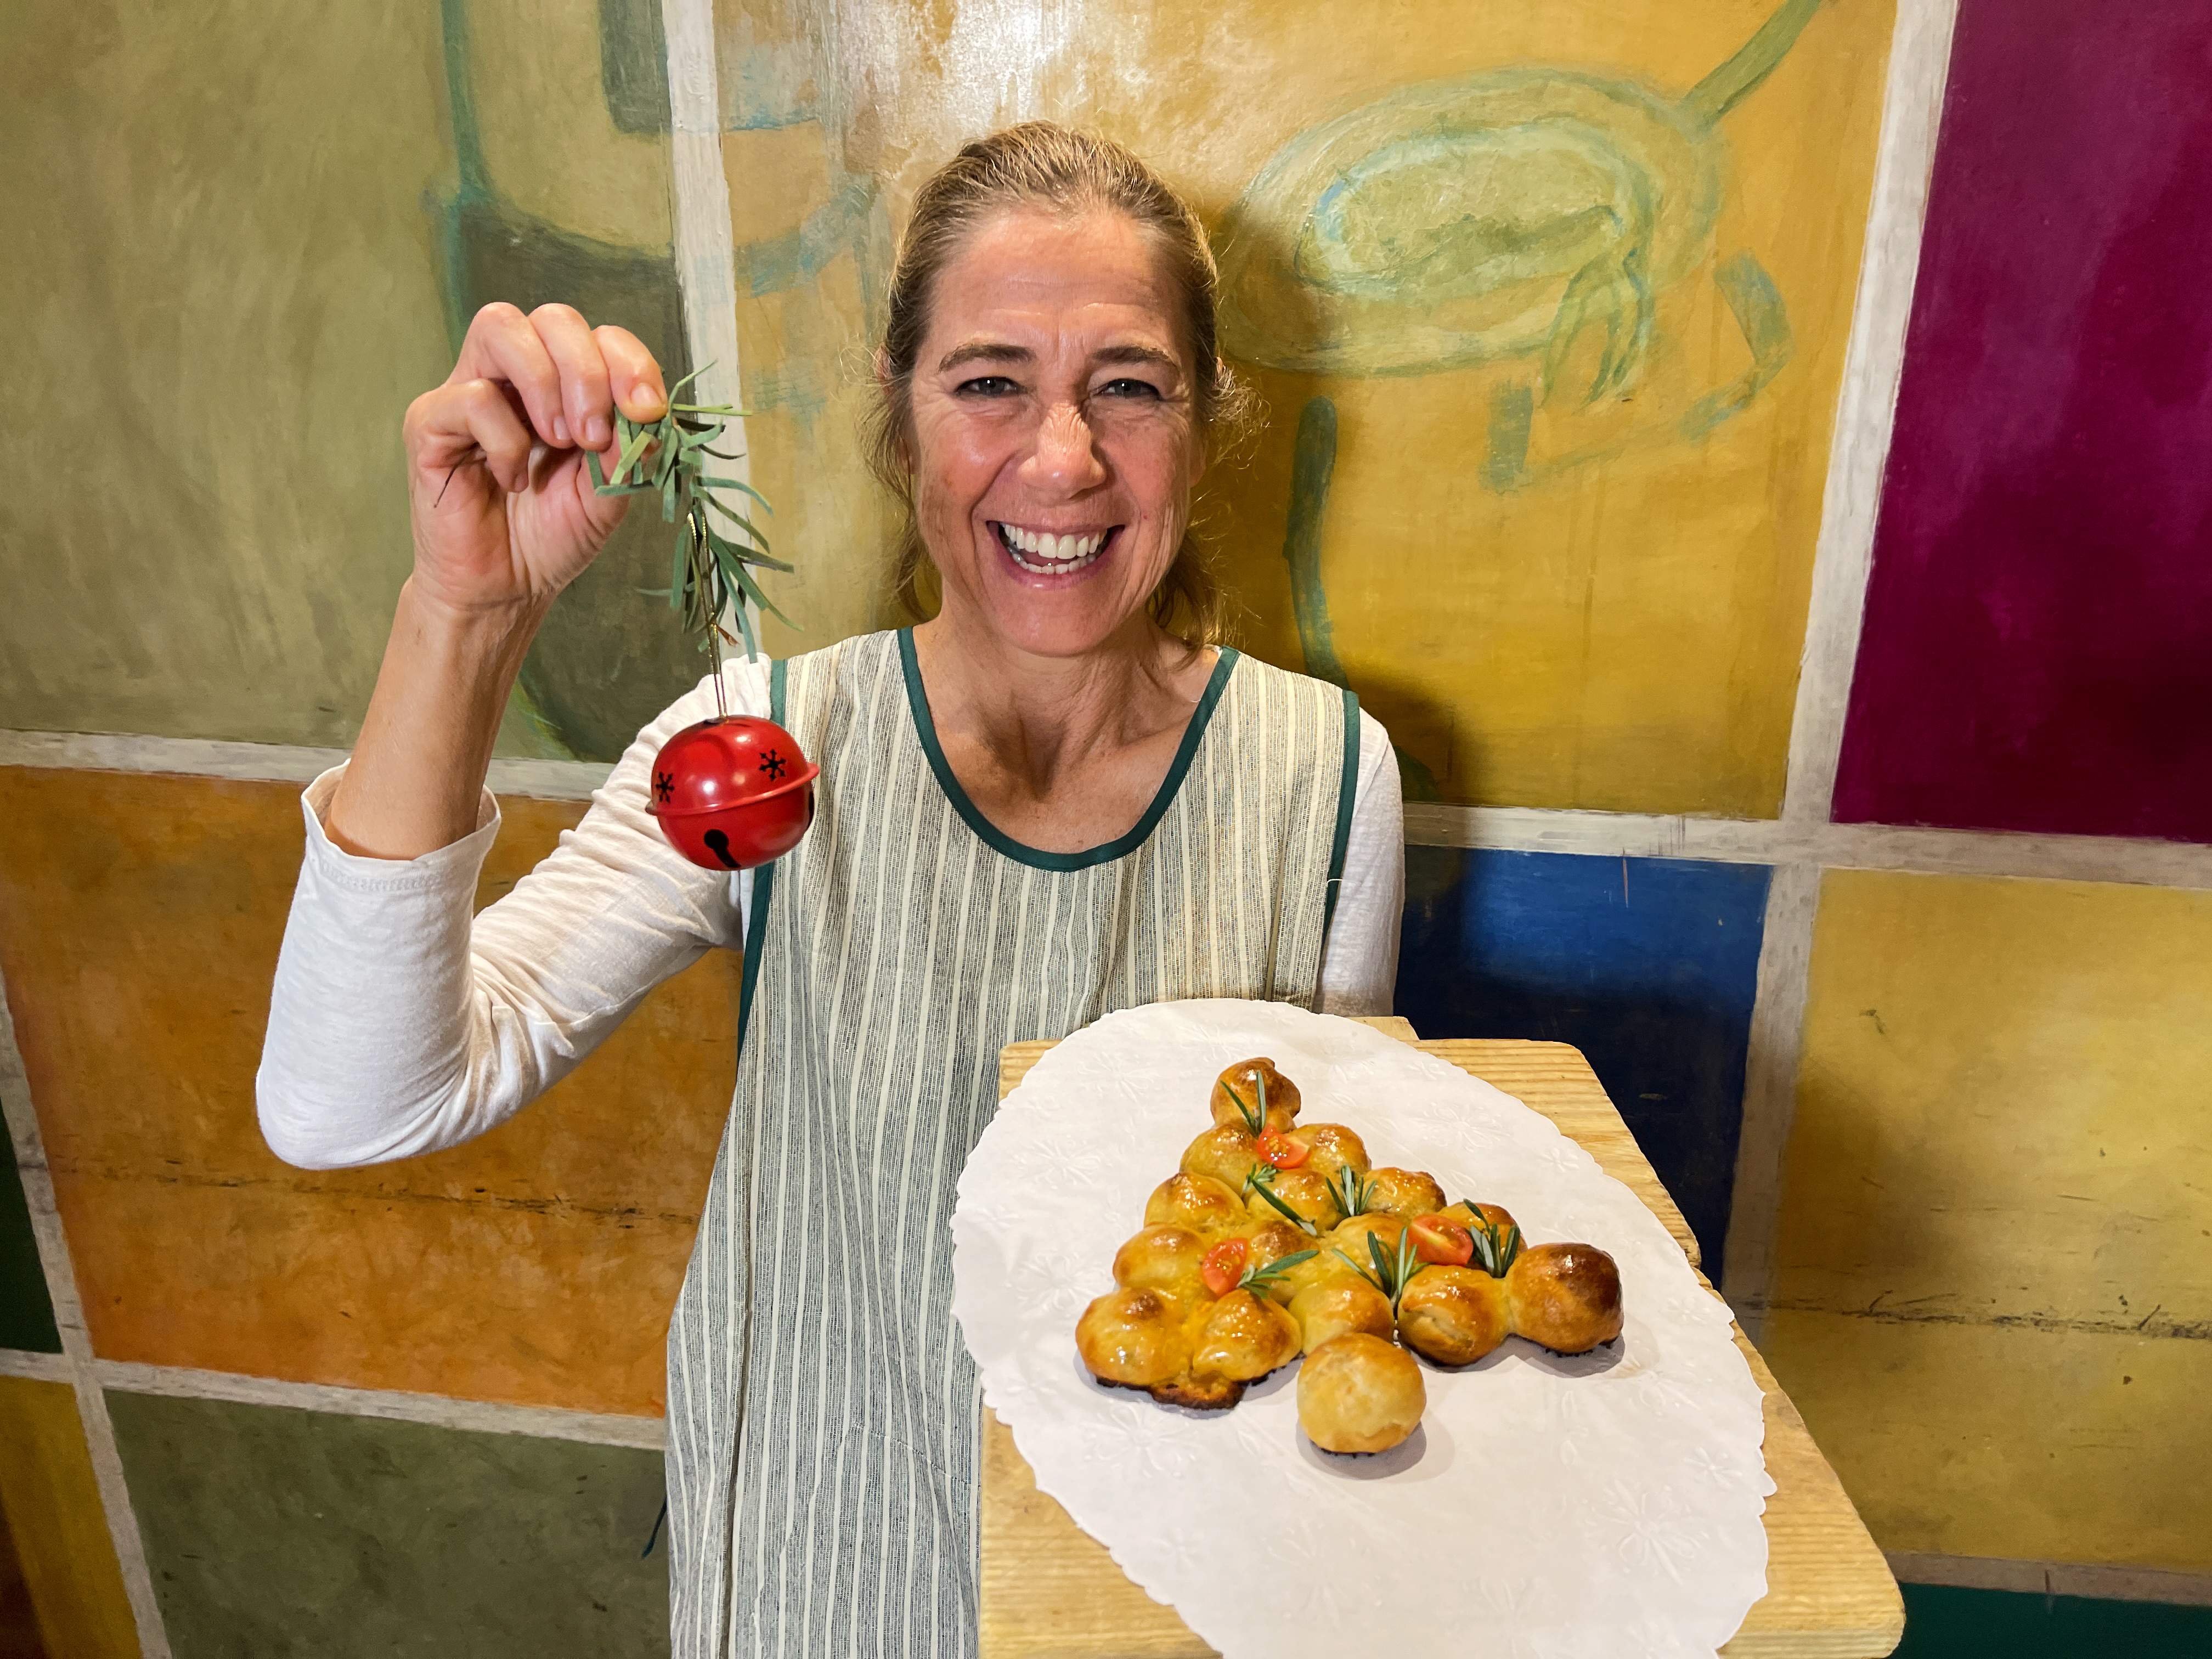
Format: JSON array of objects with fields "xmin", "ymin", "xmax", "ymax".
[{"xmin": 0, "ymin": 768, "xmax": 736, "ymax": 1417}]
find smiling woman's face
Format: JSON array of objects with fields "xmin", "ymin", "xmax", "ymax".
[{"xmin": 904, "ymin": 205, "xmax": 1204, "ymax": 660}]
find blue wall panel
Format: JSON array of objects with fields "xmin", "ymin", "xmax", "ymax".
[{"xmin": 1396, "ymin": 848, "xmax": 1770, "ymax": 1276}]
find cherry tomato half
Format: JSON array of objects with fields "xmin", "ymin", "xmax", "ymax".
[
  {"xmin": 1200, "ymin": 1238, "xmax": 1249, "ymax": 1297},
  {"xmin": 1409, "ymin": 1214, "xmax": 1475, "ymax": 1267},
  {"xmin": 1256, "ymin": 1130, "xmax": 1309, "ymax": 1170}
]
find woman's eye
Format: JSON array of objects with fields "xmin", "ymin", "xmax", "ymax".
[
  {"xmin": 957, "ymin": 376, "xmax": 1019, "ymax": 397},
  {"xmin": 1097, "ymin": 378, "xmax": 1163, "ymax": 400}
]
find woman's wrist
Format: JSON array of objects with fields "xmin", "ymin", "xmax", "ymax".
[{"xmin": 324, "ymin": 580, "xmax": 550, "ymax": 860}]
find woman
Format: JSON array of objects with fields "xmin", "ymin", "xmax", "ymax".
[{"xmin": 260, "ymin": 123, "xmax": 1403, "ymax": 1656}]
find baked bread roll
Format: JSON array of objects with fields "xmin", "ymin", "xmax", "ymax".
[
  {"xmin": 1282, "ymin": 1122, "xmax": 1370, "ymax": 1179},
  {"xmin": 1076, "ymin": 1287, "xmax": 1192, "ymax": 1389},
  {"xmin": 1362, "ymin": 1167, "xmax": 1448, "ymax": 1219},
  {"xmin": 1506, "ymin": 1242, "xmax": 1624, "ymax": 1354},
  {"xmin": 1181, "ymin": 1123, "xmax": 1260, "ymax": 1192},
  {"xmin": 1111, "ymin": 1224, "xmax": 1209, "ymax": 1307},
  {"xmin": 1288, "ymin": 1279, "xmax": 1394, "ymax": 1353},
  {"xmin": 1211, "ymin": 1057, "xmax": 1300, "ymax": 1133},
  {"xmin": 1193, "ymin": 1288, "xmax": 1302, "ymax": 1381},
  {"xmin": 1244, "ymin": 1166, "xmax": 1342, "ymax": 1233},
  {"xmin": 1144, "ymin": 1172, "xmax": 1247, "ymax": 1237},
  {"xmin": 1325, "ymin": 1212, "xmax": 1406, "ymax": 1261},
  {"xmin": 1396, "ymin": 1266, "xmax": 1511, "ymax": 1366},
  {"xmin": 1297, "ymin": 1333, "xmax": 1425, "ymax": 1454}
]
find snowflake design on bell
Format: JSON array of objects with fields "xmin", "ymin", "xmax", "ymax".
[
  {"xmin": 652, "ymin": 770, "xmax": 675, "ymax": 804},
  {"xmin": 758, "ymin": 749, "xmax": 788, "ymax": 781}
]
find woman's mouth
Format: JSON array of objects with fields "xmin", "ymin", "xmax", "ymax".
[{"xmin": 992, "ymin": 522, "xmax": 1117, "ymax": 575}]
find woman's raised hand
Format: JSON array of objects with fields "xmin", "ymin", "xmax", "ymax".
[{"xmin": 402, "ymin": 302, "xmax": 669, "ymax": 616}]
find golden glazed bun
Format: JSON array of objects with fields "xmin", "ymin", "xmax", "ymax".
[
  {"xmin": 1244, "ymin": 1167, "xmax": 1342, "ymax": 1232},
  {"xmin": 1283, "ymin": 1122, "xmax": 1370, "ymax": 1178},
  {"xmin": 1075, "ymin": 1287, "xmax": 1192, "ymax": 1389},
  {"xmin": 1325, "ymin": 1212, "xmax": 1407, "ymax": 1261},
  {"xmin": 1506, "ymin": 1243, "xmax": 1624, "ymax": 1354},
  {"xmin": 1396, "ymin": 1266, "xmax": 1511, "ymax": 1366},
  {"xmin": 1144, "ymin": 1172, "xmax": 1248, "ymax": 1237},
  {"xmin": 1110, "ymin": 1225, "xmax": 1209, "ymax": 1307},
  {"xmin": 1288, "ymin": 1278, "xmax": 1395, "ymax": 1353},
  {"xmin": 1193, "ymin": 1289, "xmax": 1302, "ymax": 1381},
  {"xmin": 1181, "ymin": 1123, "xmax": 1260, "ymax": 1192},
  {"xmin": 1441, "ymin": 1199, "xmax": 1520, "ymax": 1237},
  {"xmin": 1362, "ymin": 1167, "xmax": 1449, "ymax": 1219},
  {"xmin": 1297, "ymin": 1334, "xmax": 1426, "ymax": 1454},
  {"xmin": 1211, "ymin": 1057, "xmax": 1301, "ymax": 1132}
]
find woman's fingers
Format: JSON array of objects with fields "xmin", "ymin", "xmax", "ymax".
[
  {"xmin": 529, "ymin": 302, "xmax": 612, "ymax": 450},
  {"xmin": 405, "ymin": 377, "xmax": 536, "ymax": 495},
  {"xmin": 449, "ymin": 302, "xmax": 566, "ymax": 446},
  {"xmin": 594, "ymin": 325, "xmax": 669, "ymax": 428},
  {"xmin": 446, "ymin": 301, "xmax": 669, "ymax": 460}
]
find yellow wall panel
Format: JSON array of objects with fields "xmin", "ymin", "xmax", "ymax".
[
  {"xmin": 0, "ymin": 1378, "xmax": 138, "ymax": 1659},
  {"xmin": 0, "ymin": 769, "xmax": 736, "ymax": 1417},
  {"xmin": 1766, "ymin": 870, "xmax": 2212, "ymax": 1567},
  {"xmin": 720, "ymin": 0, "xmax": 1898, "ymax": 812}
]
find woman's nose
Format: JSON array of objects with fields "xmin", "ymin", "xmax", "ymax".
[{"xmin": 1025, "ymin": 401, "xmax": 1108, "ymax": 493}]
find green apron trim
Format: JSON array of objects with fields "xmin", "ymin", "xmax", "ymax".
[
  {"xmin": 1323, "ymin": 686, "xmax": 1360, "ymax": 935},
  {"xmin": 733, "ymin": 658, "xmax": 785, "ymax": 1056},
  {"xmin": 895, "ymin": 627, "xmax": 1240, "ymax": 872}
]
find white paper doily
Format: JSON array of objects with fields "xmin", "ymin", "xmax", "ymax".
[{"xmin": 951, "ymin": 1000, "xmax": 1770, "ymax": 1658}]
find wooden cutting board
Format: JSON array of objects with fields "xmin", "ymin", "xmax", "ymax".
[{"xmin": 979, "ymin": 1020, "xmax": 1903, "ymax": 1658}]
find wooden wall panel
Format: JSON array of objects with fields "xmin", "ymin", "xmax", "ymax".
[
  {"xmin": 0, "ymin": 768, "xmax": 737, "ymax": 1417},
  {"xmin": 0, "ymin": 1377, "xmax": 138, "ymax": 1659},
  {"xmin": 1765, "ymin": 870, "xmax": 2212, "ymax": 1569}
]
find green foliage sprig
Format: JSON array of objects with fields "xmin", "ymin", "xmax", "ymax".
[
  {"xmin": 1334, "ymin": 1227, "xmax": 1430, "ymax": 1318},
  {"xmin": 1243, "ymin": 1164, "xmax": 1318, "ymax": 1235},
  {"xmin": 1325, "ymin": 1164, "xmax": 1376, "ymax": 1218},
  {"xmin": 1465, "ymin": 1207, "xmax": 1524, "ymax": 1279},
  {"xmin": 588, "ymin": 363, "xmax": 791, "ymax": 661},
  {"xmin": 1236, "ymin": 1248, "xmax": 1317, "ymax": 1297}
]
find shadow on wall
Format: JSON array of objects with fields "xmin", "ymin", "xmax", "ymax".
[{"xmin": 1394, "ymin": 845, "xmax": 1771, "ymax": 1275}]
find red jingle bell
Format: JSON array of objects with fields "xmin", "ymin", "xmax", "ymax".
[{"xmin": 647, "ymin": 716, "xmax": 819, "ymax": 871}]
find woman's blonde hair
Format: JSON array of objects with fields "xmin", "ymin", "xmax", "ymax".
[{"xmin": 863, "ymin": 121, "xmax": 1252, "ymax": 646}]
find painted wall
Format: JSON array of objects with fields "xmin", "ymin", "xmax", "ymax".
[
  {"xmin": 3, "ymin": 1, "xmax": 2211, "ymax": 1654},
  {"xmin": 1832, "ymin": 0, "xmax": 2212, "ymax": 841}
]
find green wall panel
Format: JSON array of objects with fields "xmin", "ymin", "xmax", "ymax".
[
  {"xmin": 107, "ymin": 1392, "xmax": 669, "ymax": 1658},
  {"xmin": 0, "ymin": 1091, "xmax": 60, "ymax": 1355}
]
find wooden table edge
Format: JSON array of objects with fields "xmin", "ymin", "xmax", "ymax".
[{"xmin": 984, "ymin": 1019, "xmax": 1904, "ymax": 1657}]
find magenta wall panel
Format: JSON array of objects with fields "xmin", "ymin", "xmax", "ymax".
[{"xmin": 1833, "ymin": 0, "xmax": 2212, "ymax": 843}]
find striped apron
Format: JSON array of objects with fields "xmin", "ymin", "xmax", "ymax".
[{"xmin": 664, "ymin": 628, "xmax": 1357, "ymax": 1657}]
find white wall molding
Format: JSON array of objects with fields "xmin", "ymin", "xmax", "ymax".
[
  {"xmin": 1403, "ymin": 803, "xmax": 2212, "ymax": 891},
  {"xmin": 0, "ymin": 1347, "xmax": 74, "ymax": 1384},
  {"xmin": 13, "ymin": 729, "xmax": 2210, "ymax": 889},
  {"xmin": 1782, "ymin": 0, "xmax": 1963, "ymax": 826},
  {"xmin": 93, "ymin": 1359, "xmax": 667, "ymax": 1453}
]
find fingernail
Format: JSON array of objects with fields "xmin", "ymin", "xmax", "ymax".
[
  {"xmin": 588, "ymin": 415, "xmax": 611, "ymax": 447},
  {"xmin": 552, "ymin": 416, "xmax": 571, "ymax": 445}
]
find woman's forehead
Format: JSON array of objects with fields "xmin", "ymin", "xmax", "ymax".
[{"xmin": 924, "ymin": 206, "xmax": 1187, "ymax": 363}]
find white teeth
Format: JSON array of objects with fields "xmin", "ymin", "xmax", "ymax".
[{"xmin": 997, "ymin": 523, "xmax": 1109, "ymax": 573}]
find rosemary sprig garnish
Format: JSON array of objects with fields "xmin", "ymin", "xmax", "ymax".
[
  {"xmin": 1237, "ymin": 1249, "xmax": 1317, "ymax": 1297},
  {"xmin": 1219, "ymin": 1068, "xmax": 1268, "ymax": 1136},
  {"xmin": 1465, "ymin": 1207, "xmax": 1525, "ymax": 1278},
  {"xmin": 1243, "ymin": 1163, "xmax": 1318, "ymax": 1235},
  {"xmin": 588, "ymin": 362, "xmax": 791, "ymax": 661},
  {"xmin": 1326, "ymin": 1164, "xmax": 1375, "ymax": 1218},
  {"xmin": 1334, "ymin": 1227, "xmax": 1430, "ymax": 1318}
]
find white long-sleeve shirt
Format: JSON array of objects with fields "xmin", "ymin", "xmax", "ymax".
[{"xmin": 257, "ymin": 656, "xmax": 1405, "ymax": 1170}]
